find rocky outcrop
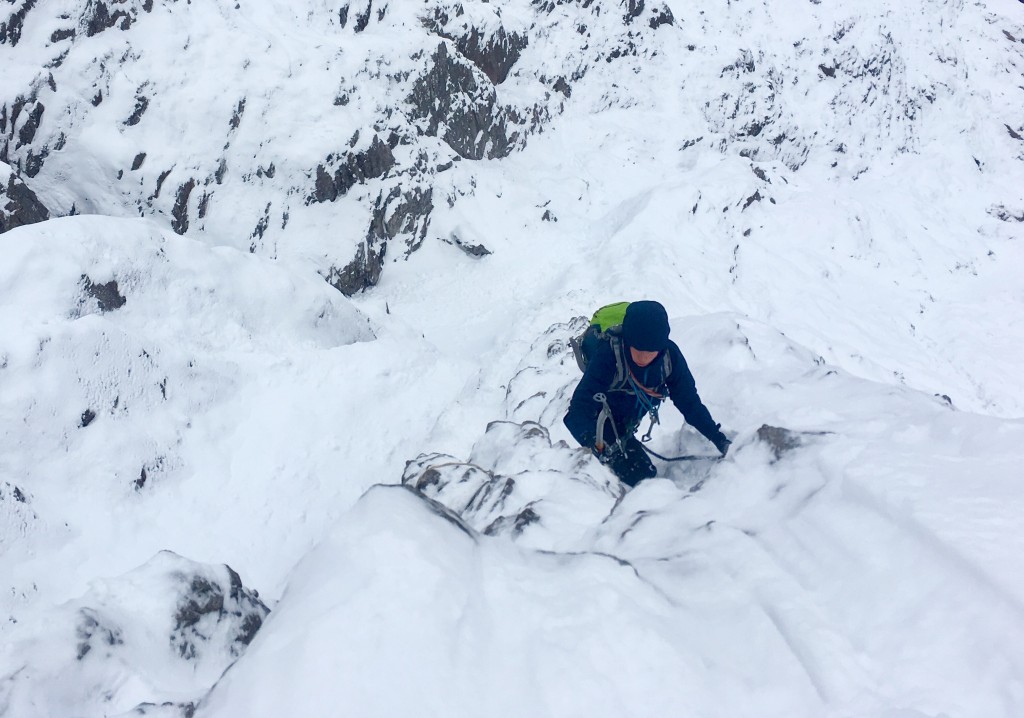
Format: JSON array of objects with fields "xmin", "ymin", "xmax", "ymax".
[
  {"xmin": 324, "ymin": 182, "xmax": 433, "ymax": 295},
  {"xmin": 0, "ymin": 0, "xmax": 38, "ymax": 46},
  {"xmin": 80, "ymin": 274, "xmax": 127, "ymax": 311},
  {"xmin": 0, "ymin": 551, "xmax": 269, "ymax": 716},
  {"xmin": 408, "ymin": 42, "xmax": 520, "ymax": 160},
  {"xmin": 454, "ymin": 27, "xmax": 528, "ymax": 85},
  {"xmin": 755, "ymin": 424, "xmax": 830, "ymax": 463},
  {"xmin": 170, "ymin": 560, "xmax": 268, "ymax": 660},
  {"xmin": 0, "ymin": 163, "xmax": 50, "ymax": 233},
  {"xmin": 403, "ymin": 420, "xmax": 620, "ymax": 545},
  {"xmin": 0, "ymin": 0, "xmax": 677, "ymax": 292},
  {"xmin": 425, "ymin": 8, "xmax": 529, "ymax": 85},
  {"xmin": 309, "ymin": 134, "xmax": 396, "ymax": 205},
  {"xmin": 83, "ymin": 0, "xmax": 155, "ymax": 37}
]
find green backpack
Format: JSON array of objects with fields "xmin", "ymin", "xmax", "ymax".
[{"xmin": 570, "ymin": 302, "xmax": 672, "ymax": 387}]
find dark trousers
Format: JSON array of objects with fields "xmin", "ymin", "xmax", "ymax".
[{"xmin": 607, "ymin": 435, "xmax": 657, "ymax": 487}]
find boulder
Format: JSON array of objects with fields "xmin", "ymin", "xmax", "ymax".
[{"xmin": 0, "ymin": 162, "xmax": 49, "ymax": 233}]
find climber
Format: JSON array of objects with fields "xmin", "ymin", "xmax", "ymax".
[{"xmin": 564, "ymin": 300, "xmax": 731, "ymax": 487}]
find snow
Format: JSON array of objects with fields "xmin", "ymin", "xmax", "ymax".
[{"xmin": 2, "ymin": 0, "xmax": 1024, "ymax": 716}]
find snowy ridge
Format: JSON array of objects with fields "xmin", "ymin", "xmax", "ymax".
[
  {"xmin": 203, "ymin": 314, "xmax": 1024, "ymax": 717},
  {"xmin": 1, "ymin": 0, "xmax": 1023, "ymax": 715}
]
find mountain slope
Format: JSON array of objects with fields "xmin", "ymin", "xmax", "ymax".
[{"xmin": 1, "ymin": 0, "xmax": 1023, "ymax": 716}]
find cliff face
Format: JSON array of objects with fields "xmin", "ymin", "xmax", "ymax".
[{"xmin": 0, "ymin": 0, "xmax": 684, "ymax": 293}]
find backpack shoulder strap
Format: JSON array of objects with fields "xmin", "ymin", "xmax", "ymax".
[{"xmin": 606, "ymin": 332, "xmax": 629, "ymax": 391}]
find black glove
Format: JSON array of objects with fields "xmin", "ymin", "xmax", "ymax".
[{"xmin": 711, "ymin": 424, "xmax": 731, "ymax": 456}]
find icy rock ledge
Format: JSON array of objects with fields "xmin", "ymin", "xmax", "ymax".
[
  {"xmin": 403, "ymin": 420, "xmax": 621, "ymax": 550},
  {"xmin": 0, "ymin": 551, "xmax": 269, "ymax": 718}
]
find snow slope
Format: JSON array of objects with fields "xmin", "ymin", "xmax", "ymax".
[
  {"xmin": 1, "ymin": 0, "xmax": 1024, "ymax": 715},
  {"xmin": 195, "ymin": 314, "xmax": 1024, "ymax": 718}
]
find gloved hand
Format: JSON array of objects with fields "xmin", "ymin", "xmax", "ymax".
[{"xmin": 711, "ymin": 424, "xmax": 732, "ymax": 457}]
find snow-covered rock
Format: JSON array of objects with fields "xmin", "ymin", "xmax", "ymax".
[
  {"xmin": 0, "ymin": 161, "xmax": 48, "ymax": 232},
  {"xmin": 404, "ymin": 420, "xmax": 620, "ymax": 548},
  {"xmin": 0, "ymin": 551, "xmax": 268, "ymax": 718},
  {"xmin": 0, "ymin": 214, "xmax": 381, "ymax": 629},
  {"xmin": 0, "ymin": 214, "xmax": 371, "ymax": 497}
]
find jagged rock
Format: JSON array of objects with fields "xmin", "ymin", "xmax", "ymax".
[
  {"xmin": 324, "ymin": 183, "xmax": 433, "ymax": 295},
  {"xmin": 444, "ymin": 230, "xmax": 491, "ymax": 257},
  {"xmin": 0, "ymin": 164, "xmax": 50, "ymax": 233},
  {"xmin": 125, "ymin": 93, "xmax": 149, "ymax": 126},
  {"xmin": 403, "ymin": 421, "xmax": 619, "ymax": 545},
  {"xmin": 427, "ymin": 10, "xmax": 528, "ymax": 85},
  {"xmin": 408, "ymin": 42, "xmax": 517, "ymax": 160},
  {"xmin": 16, "ymin": 100, "xmax": 44, "ymax": 148},
  {"xmin": 84, "ymin": 0, "xmax": 154, "ymax": 37},
  {"xmin": 456, "ymin": 27, "xmax": 528, "ymax": 85},
  {"xmin": 171, "ymin": 178, "xmax": 196, "ymax": 234},
  {"xmin": 2, "ymin": 92, "xmax": 43, "ymax": 161},
  {"xmin": 309, "ymin": 135, "xmax": 396, "ymax": 204},
  {"xmin": 648, "ymin": 3, "xmax": 674, "ymax": 29},
  {"xmin": 0, "ymin": 0, "xmax": 38, "ymax": 46},
  {"xmin": 0, "ymin": 551, "xmax": 269, "ymax": 716},
  {"xmin": 624, "ymin": 0, "xmax": 645, "ymax": 23},
  {"xmin": 172, "ymin": 564, "xmax": 267, "ymax": 660},
  {"xmin": 80, "ymin": 274, "xmax": 127, "ymax": 311},
  {"xmin": 755, "ymin": 424, "xmax": 829, "ymax": 462}
]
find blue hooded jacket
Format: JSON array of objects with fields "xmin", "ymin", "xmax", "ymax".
[{"xmin": 563, "ymin": 337, "xmax": 721, "ymax": 449}]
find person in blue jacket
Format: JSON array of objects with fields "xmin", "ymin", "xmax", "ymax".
[{"xmin": 563, "ymin": 301, "xmax": 731, "ymax": 487}]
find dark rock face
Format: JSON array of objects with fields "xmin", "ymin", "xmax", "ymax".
[
  {"xmin": 84, "ymin": 0, "xmax": 152, "ymax": 37},
  {"xmin": 325, "ymin": 183, "xmax": 434, "ymax": 295},
  {"xmin": 408, "ymin": 42, "xmax": 518, "ymax": 160},
  {"xmin": 648, "ymin": 3, "xmax": 674, "ymax": 29},
  {"xmin": 2, "ymin": 0, "xmax": 671, "ymax": 291},
  {"xmin": 309, "ymin": 135, "xmax": 396, "ymax": 204},
  {"xmin": 125, "ymin": 93, "xmax": 149, "ymax": 126},
  {"xmin": 17, "ymin": 102, "xmax": 44, "ymax": 148},
  {"xmin": 426, "ymin": 10, "xmax": 529, "ymax": 85},
  {"xmin": 0, "ymin": 0, "xmax": 38, "ymax": 46},
  {"xmin": 456, "ymin": 28, "xmax": 528, "ymax": 85},
  {"xmin": 172, "ymin": 565, "xmax": 268, "ymax": 660},
  {"xmin": 3, "ymin": 93, "xmax": 61, "ymax": 178},
  {"xmin": 171, "ymin": 179, "xmax": 196, "ymax": 234},
  {"xmin": 80, "ymin": 274, "xmax": 127, "ymax": 311},
  {"xmin": 0, "ymin": 166, "xmax": 50, "ymax": 233}
]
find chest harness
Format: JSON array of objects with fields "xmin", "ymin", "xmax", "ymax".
[{"xmin": 594, "ymin": 334, "xmax": 673, "ymax": 450}]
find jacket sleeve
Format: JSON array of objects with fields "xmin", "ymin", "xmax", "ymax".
[
  {"xmin": 665, "ymin": 343, "xmax": 722, "ymax": 443},
  {"xmin": 563, "ymin": 342, "xmax": 617, "ymax": 448}
]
